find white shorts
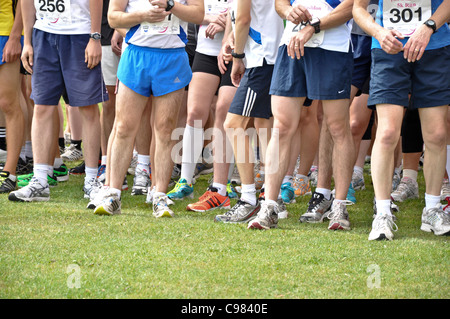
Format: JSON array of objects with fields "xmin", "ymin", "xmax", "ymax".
[{"xmin": 101, "ymin": 45, "xmax": 120, "ymax": 86}]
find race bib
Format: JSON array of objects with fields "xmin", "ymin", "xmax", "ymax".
[
  {"xmin": 383, "ymin": 0, "xmax": 432, "ymax": 36},
  {"xmin": 283, "ymin": 0, "xmax": 332, "ymax": 47},
  {"xmin": 36, "ymin": 0, "xmax": 72, "ymax": 26},
  {"xmin": 141, "ymin": 13, "xmax": 181, "ymax": 35},
  {"xmin": 205, "ymin": 0, "xmax": 230, "ymax": 15}
]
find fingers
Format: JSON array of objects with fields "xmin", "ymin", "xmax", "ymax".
[{"xmin": 21, "ymin": 53, "xmax": 33, "ymax": 75}]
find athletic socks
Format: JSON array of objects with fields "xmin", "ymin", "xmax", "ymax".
[
  {"xmin": 181, "ymin": 125, "xmax": 204, "ymax": 184},
  {"xmin": 240, "ymin": 183, "xmax": 257, "ymax": 206}
]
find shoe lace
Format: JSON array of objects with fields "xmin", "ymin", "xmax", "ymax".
[
  {"xmin": 327, "ymin": 201, "xmax": 351, "ymax": 220},
  {"xmin": 374, "ymin": 214, "xmax": 398, "ymax": 232}
]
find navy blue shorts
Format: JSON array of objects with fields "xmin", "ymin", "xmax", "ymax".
[
  {"xmin": 269, "ymin": 45, "xmax": 353, "ymax": 100},
  {"xmin": 228, "ymin": 59, "xmax": 273, "ymax": 119},
  {"xmin": 368, "ymin": 46, "xmax": 450, "ymax": 109},
  {"xmin": 31, "ymin": 29, "xmax": 108, "ymax": 107},
  {"xmin": 351, "ymin": 34, "xmax": 371, "ymax": 91}
]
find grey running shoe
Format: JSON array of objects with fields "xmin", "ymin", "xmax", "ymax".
[
  {"xmin": 327, "ymin": 201, "xmax": 351, "ymax": 230},
  {"xmin": 8, "ymin": 177, "xmax": 50, "ymax": 202},
  {"xmin": 277, "ymin": 199, "xmax": 289, "ymax": 219},
  {"xmin": 94, "ymin": 191, "xmax": 121, "ymax": 215},
  {"xmin": 83, "ymin": 177, "xmax": 102, "ymax": 199},
  {"xmin": 215, "ymin": 200, "xmax": 260, "ymax": 223},
  {"xmin": 369, "ymin": 214, "xmax": 398, "ymax": 241},
  {"xmin": 392, "ymin": 171, "xmax": 402, "ymax": 191},
  {"xmin": 247, "ymin": 201, "xmax": 278, "ymax": 230},
  {"xmin": 440, "ymin": 179, "xmax": 450, "ymax": 201},
  {"xmin": 351, "ymin": 171, "xmax": 365, "ymax": 191},
  {"xmin": 299, "ymin": 191, "xmax": 333, "ymax": 223},
  {"xmin": 0, "ymin": 171, "xmax": 16, "ymax": 193},
  {"xmin": 61, "ymin": 144, "xmax": 83, "ymax": 161},
  {"xmin": 153, "ymin": 194, "xmax": 175, "ymax": 218},
  {"xmin": 87, "ymin": 186, "xmax": 109, "ymax": 210},
  {"xmin": 421, "ymin": 205, "xmax": 450, "ymax": 236},
  {"xmin": 131, "ymin": 166, "xmax": 151, "ymax": 196},
  {"xmin": 391, "ymin": 177, "xmax": 418, "ymax": 202}
]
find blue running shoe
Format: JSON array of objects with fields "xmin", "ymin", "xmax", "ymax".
[
  {"xmin": 227, "ymin": 180, "xmax": 238, "ymax": 199},
  {"xmin": 281, "ymin": 182, "xmax": 295, "ymax": 204},
  {"xmin": 167, "ymin": 178, "xmax": 194, "ymax": 200},
  {"xmin": 346, "ymin": 183, "xmax": 356, "ymax": 203}
]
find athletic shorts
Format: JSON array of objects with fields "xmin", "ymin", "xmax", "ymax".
[
  {"xmin": 117, "ymin": 44, "xmax": 192, "ymax": 97},
  {"xmin": 270, "ymin": 45, "xmax": 353, "ymax": 100},
  {"xmin": 101, "ymin": 45, "xmax": 120, "ymax": 86},
  {"xmin": 368, "ymin": 46, "xmax": 450, "ymax": 109},
  {"xmin": 351, "ymin": 34, "xmax": 371, "ymax": 91},
  {"xmin": 228, "ymin": 59, "xmax": 273, "ymax": 119},
  {"xmin": 0, "ymin": 35, "xmax": 23, "ymax": 66},
  {"xmin": 191, "ymin": 51, "xmax": 221, "ymax": 78},
  {"xmin": 30, "ymin": 29, "xmax": 108, "ymax": 107},
  {"xmin": 219, "ymin": 61, "xmax": 235, "ymax": 88}
]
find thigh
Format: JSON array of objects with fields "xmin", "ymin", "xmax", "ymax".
[
  {"xmin": 152, "ymin": 88, "xmax": 185, "ymax": 133},
  {"xmin": 115, "ymin": 82, "xmax": 149, "ymax": 132},
  {"xmin": 0, "ymin": 59, "xmax": 21, "ymax": 107}
]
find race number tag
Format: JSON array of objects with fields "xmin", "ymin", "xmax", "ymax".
[
  {"xmin": 141, "ymin": 13, "xmax": 181, "ymax": 35},
  {"xmin": 383, "ymin": 0, "xmax": 432, "ymax": 36},
  {"xmin": 206, "ymin": 0, "xmax": 229, "ymax": 15},
  {"xmin": 36, "ymin": 0, "xmax": 72, "ymax": 26},
  {"xmin": 283, "ymin": 0, "xmax": 332, "ymax": 47}
]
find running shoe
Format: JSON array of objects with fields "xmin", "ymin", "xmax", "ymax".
[
  {"xmin": 61, "ymin": 144, "xmax": 83, "ymax": 161},
  {"xmin": 281, "ymin": 182, "xmax": 295, "ymax": 204},
  {"xmin": 299, "ymin": 191, "xmax": 333, "ymax": 223},
  {"xmin": 17, "ymin": 173, "xmax": 57, "ymax": 188},
  {"xmin": 167, "ymin": 178, "xmax": 194, "ymax": 200},
  {"xmin": 146, "ymin": 185, "xmax": 156, "ymax": 204},
  {"xmin": 309, "ymin": 167, "xmax": 318, "ymax": 187},
  {"xmin": 391, "ymin": 170, "xmax": 402, "ymax": 192},
  {"xmin": 230, "ymin": 165, "xmax": 241, "ymax": 185},
  {"xmin": 131, "ymin": 166, "xmax": 151, "ymax": 196},
  {"xmin": 97, "ymin": 164, "xmax": 106, "ymax": 184},
  {"xmin": 127, "ymin": 152, "xmax": 138, "ymax": 175},
  {"xmin": 8, "ymin": 176, "xmax": 50, "ymax": 202},
  {"xmin": 369, "ymin": 214, "xmax": 398, "ymax": 241},
  {"xmin": 247, "ymin": 201, "xmax": 279, "ymax": 230},
  {"xmin": 94, "ymin": 190, "xmax": 121, "ymax": 215},
  {"xmin": 441, "ymin": 179, "xmax": 450, "ymax": 201},
  {"xmin": 153, "ymin": 194, "xmax": 175, "ymax": 218},
  {"xmin": 346, "ymin": 183, "xmax": 356, "ymax": 204},
  {"xmin": 83, "ymin": 177, "xmax": 102, "ymax": 200},
  {"xmin": 254, "ymin": 172, "xmax": 264, "ymax": 191},
  {"xmin": 69, "ymin": 161, "xmax": 85, "ymax": 175},
  {"xmin": 87, "ymin": 186, "xmax": 109, "ymax": 210},
  {"xmin": 194, "ymin": 161, "xmax": 214, "ymax": 179},
  {"xmin": 0, "ymin": 171, "xmax": 16, "ymax": 193},
  {"xmin": 277, "ymin": 199, "xmax": 289, "ymax": 219},
  {"xmin": 390, "ymin": 177, "xmax": 419, "ymax": 202},
  {"xmin": 351, "ymin": 170, "xmax": 365, "ymax": 191},
  {"xmin": 227, "ymin": 180, "xmax": 238, "ymax": 199},
  {"xmin": 0, "ymin": 148, "xmax": 6, "ymax": 163},
  {"xmin": 187, "ymin": 186, "xmax": 231, "ymax": 212},
  {"xmin": 53, "ymin": 163, "xmax": 69, "ymax": 182},
  {"xmin": 327, "ymin": 201, "xmax": 351, "ymax": 230},
  {"xmin": 421, "ymin": 205, "xmax": 450, "ymax": 236},
  {"xmin": 293, "ymin": 176, "xmax": 312, "ymax": 197},
  {"xmin": 215, "ymin": 199, "xmax": 260, "ymax": 223},
  {"xmin": 16, "ymin": 157, "xmax": 32, "ymax": 175}
]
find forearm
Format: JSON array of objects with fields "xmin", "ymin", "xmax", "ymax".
[
  {"xmin": 9, "ymin": 0, "xmax": 24, "ymax": 39},
  {"xmin": 21, "ymin": 0, "xmax": 35, "ymax": 46},
  {"xmin": 233, "ymin": 0, "xmax": 251, "ymax": 54},
  {"xmin": 319, "ymin": 0, "xmax": 353, "ymax": 31},
  {"xmin": 90, "ymin": 0, "xmax": 103, "ymax": 33},
  {"xmin": 353, "ymin": 0, "xmax": 383, "ymax": 37},
  {"xmin": 275, "ymin": 0, "xmax": 293, "ymax": 20},
  {"xmin": 171, "ymin": 0, "xmax": 204, "ymax": 25},
  {"xmin": 431, "ymin": 0, "xmax": 450, "ymax": 29}
]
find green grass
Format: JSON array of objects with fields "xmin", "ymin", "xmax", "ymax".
[{"xmin": 0, "ymin": 163, "xmax": 449, "ymax": 299}]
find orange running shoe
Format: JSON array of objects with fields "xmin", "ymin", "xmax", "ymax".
[
  {"xmin": 293, "ymin": 176, "xmax": 312, "ymax": 197},
  {"xmin": 186, "ymin": 186, "xmax": 231, "ymax": 212}
]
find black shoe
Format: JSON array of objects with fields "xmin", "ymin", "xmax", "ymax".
[
  {"xmin": 69, "ymin": 161, "xmax": 85, "ymax": 175},
  {"xmin": 16, "ymin": 157, "xmax": 32, "ymax": 175},
  {"xmin": 0, "ymin": 171, "xmax": 16, "ymax": 193}
]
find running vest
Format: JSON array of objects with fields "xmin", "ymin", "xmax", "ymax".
[
  {"xmin": 196, "ymin": 0, "xmax": 232, "ymax": 56},
  {"xmin": 33, "ymin": 0, "xmax": 92, "ymax": 34},
  {"xmin": 230, "ymin": 0, "xmax": 284, "ymax": 68},
  {"xmin": 0, "ymin": 0, "xmax": 17, "ymax": 36},
  {"xmin": 281, "ymin": 0, "xmax": 352, "ymax": 52},
  {"xmin": 372, "ymin": 0, "xmax": 450, "ymax": 50},
  {"xmin": 124, "ymin": 0, "xmax": 189, "ymax": 49}
]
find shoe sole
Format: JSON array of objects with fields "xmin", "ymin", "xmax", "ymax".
[
  {"xmin": 56, "ymin": 174, "xmax": 69, "ymax": 182},
  {"xmin": 94, "ymin": 206, "xmax": 121, "ymax": 216},
  {"xmin": 168, "ymin": 192, "xmax": 194, "ymax": 201},
  {"xmin": 131, "ymin": 188, "xmax": 147, "ymax": 196},
  {"xmin": 247, "ymin": 220, "xmax": 277, "ymax": 230},
  {"xmin": 194, "ymin": 168, "xmax": 214, "ymax": 178},
  {"xmin": 153, "ymin": 211, "xmax": 174, "ymax": 218},
  {"xmin": 368, "ymin": 233, "xmax": 394, "ymax": 241},
  {"xmin": 328, "ymin": 222, "xmax": 351, "ymax": 231},
  {"xmin": 420, "ymin": 224, "xmax": 450, "ymax": 236},
  {"xmin": 8, "ymin": 193, "xmax": 50, "ymax": 202},
  {"xmin": 215, "ymin": 214, "xmax": 258, "ymax": 224}
]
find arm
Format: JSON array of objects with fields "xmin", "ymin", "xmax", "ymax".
[
  {"xmin": 353, "ymin": 0, "xmax": 404, "ymax": 54},
  {"xmin": 85, "ymin": 0, "xmax": 103, "ymax": 69},
  {"xmin": 20, "ymin": 0, "xmax": 36, "ymax": 74},
  {"xmin": 276, "ymin": 0, "xmax": 312, "ymax": 24},
  {"xmin": 150, "ymin": 0, "xmax": 204, "ymax": 25},
  {"xmin": 230, "ymin": 0, "xmax": 251, "ymax": 87},
  {"xmin": 111, "ymin": 29, "xmax": 124, "ymax": 56},
  {"xmin": 2, "ymin": 0, "xmax": 23, "ymax": 63},
  {"xmin": 403, "ymin": 0, "xmax": 450, "ymax": 62},
  {"xmin": 218, "ymin": 12, "xmax": 233, "ymax": 75},
  {"xmin": 108, "ymin": 0, "xmax": 170, "ymax": 29}
]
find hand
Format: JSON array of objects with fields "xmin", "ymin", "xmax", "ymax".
[
  {"xmin": 287, "ymin": 25, "xmax": 314, "ymax": 59},
  {"xmin": 403, "ymin": 24, "xmax": 432, "ymax": 62},
  {"xmin": 205, "ymin": 22, "xmax": 225, "ymax": 39},
  {"xmin": 143, "ymin": 4, "xmax": 171, "ymax": 23},
  {"xmin": 111, "ymin": 30, "xmax": 123, "ymax": 57},
  {"xmin": 285, "ymin": 4, "xmax": 312, "ymax": 25},
  {"xmin": 85, "ymin": 39, "xmax": 102, "ymax": 69},
  {"xmin": 2, "ymin": 36, "xmax": 22, "ymax": 63},
  {"xmin": 375, "ymin": 28, "xmax": 404, "ymax": 54},
  {"xmin": 231, "ymin": 58, "xmax": 245, "ymax": 87},
  {"xmin": 149, "ymin": 0, "xmax": 169, "ymax": 10},
  {"xmin": 21, "ymin": 43, "xmax": 34, "ymax": 74}
]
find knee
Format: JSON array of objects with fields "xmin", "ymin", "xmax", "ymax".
[
  {"xmin": 350, "ymin": 118, "xmax": 366, "ymax": 138},
  {"xmin": 376, "ymin": 126, "xmax": 400, "ymax": 149},
  {"xmin": 425, "ymin": 129, "xmax": 447, "ymax": 150},
  {"xmin": 326, "ymin": 119, "xmax": 350, "ymax": 141}
]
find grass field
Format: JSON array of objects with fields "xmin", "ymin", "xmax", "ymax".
[{"xmin": 0, "ymin": 160, "xmax": 448, "ymax": 299}]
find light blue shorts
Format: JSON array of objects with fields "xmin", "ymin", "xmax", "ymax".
[{"xmin": 117, "ymin": 44, "xmax": 192, "ymax": 97}]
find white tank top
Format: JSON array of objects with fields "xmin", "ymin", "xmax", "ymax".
[{"xmin": 34, "ymin": 0, "xmax": 92, "ymax": 34}]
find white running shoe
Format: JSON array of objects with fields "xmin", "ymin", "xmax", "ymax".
[
  {"xmin": 391, "ymin": 177, "xmax": 419, "ymax": 202},
  {"xmin": 153, "ymin": 194, "xmax": 175, "ymax": 218},
  {"xmin": 94, "ymin": 191, "xmax": 121, "ymax": 216},
  {"xmin": 83, "ymin": 177, "xmax": 102, "ymax": 199},
  {"xmin": 131, "ymin": 166, "xmax": 151, "ymax": 196},
  {"xmin": 8, "ymin": 177, "xmax": 50, "ymax": 202},
  {"xmin": 369, "ymin": 214, "xmax": 398, "ymax": 241},
  {"xmin": 421, "ymin": 205, "xmax": 450, "ymax": 236},
  {"xmin": 61, "ymin": 144, "xmax": 83, "ymax": 162}
]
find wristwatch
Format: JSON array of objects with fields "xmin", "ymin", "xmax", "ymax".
[
  {"xmin": 231, "ymin": 50, "xmax": 245, "ymax": 59},
  {"xmin": 90, "ymin": 32, "xmax": 101, "ymax": 40},
  {"xmin": 166, "ymin": 0, "xmax": 174, "ymax": 11},
  {"xmin": 309, "ymin": 18, "xmax": 321, "ymax": 34},
  {"xmin": 424, "ymin": 19, "xmax": 437, "ymax": 33}
]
